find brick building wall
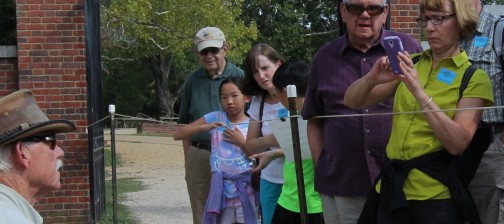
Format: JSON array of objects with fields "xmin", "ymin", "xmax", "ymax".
[
  {"xmin": 11, "ymin": 0, "xmax": 89, "ymax": 222},
  {"xmin": 0, "ymin": 0, "xmax": 422, "ymax": 223},
  {"xmin": 389, "ymin": 0, "xmax": 422, "ymax": 41}
]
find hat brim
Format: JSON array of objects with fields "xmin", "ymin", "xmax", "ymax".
[
  {"xmin": 0, "ymin": 120, "xmax": 76, "ymax": 146},
  {"xmin": 197, "ymin": 40, "xmax": 224, "ymax": 52}
]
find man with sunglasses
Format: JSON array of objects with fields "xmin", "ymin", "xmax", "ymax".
[
  {"xmin": 178, "ymin": 26, "xmax": 244, "ymax": 224},
  {"xmin": 461, "ymin": 1, "xmax": 504, "ymax": 223},
  {"xmin": 301, "ymin": 0, "xmax": 422, "ymax": 223},
  {"xmin": 0, "ymin": 90, "xmax": 75, "ymax": 224}
]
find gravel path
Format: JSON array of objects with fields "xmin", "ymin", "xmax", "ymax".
[{"xmin": 105, "ymin": 129, "xmax": 192, "ymax": 224}]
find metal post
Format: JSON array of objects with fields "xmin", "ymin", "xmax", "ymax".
[
  {"xmin": 287, "ymin": 85, "xmax": 308, "ymax": 223},
  {"xmin": 109, "ymin": 104, "xmax": 118, "ymax": 224}
]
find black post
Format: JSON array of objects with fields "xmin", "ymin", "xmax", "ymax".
[
  {"xmin": 109, "ymin": 105, "xmax": 118, "ymax": 224},
  {"xmin": 287, "ymin": 85, "xmax": 308, "ymax": 223}
]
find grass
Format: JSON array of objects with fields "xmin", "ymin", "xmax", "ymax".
[{"xmin": 98, "ymin": 147, "xmax": 145, "ymax": 224}]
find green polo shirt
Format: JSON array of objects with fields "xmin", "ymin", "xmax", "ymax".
[
  {"xmin": 178, "ymin": 60, "xmax": 244, "ymax": 143},
  {"xmin": 378, "ymin": 50, "xmax": 493, "ymax": 200}
]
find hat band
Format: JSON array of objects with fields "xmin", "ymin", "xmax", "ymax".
[{"xmin": 0, "ymin": 122, "xmax": 43, "ymax": 143}]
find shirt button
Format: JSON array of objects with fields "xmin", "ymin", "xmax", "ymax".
[
  {"xmin": 366, "ymin": 129, "xmax": 370, "ymax": 133},
  {"xmin": 363, "ymin": 58, "xmax": 367, "ymax": 62},
  {"xmin": 364, "ymin": 109, "xmax": 369, "ymax": 113},
  {"xmin": 367, "ymin": 150, "xmax": 371, "ymax": 154}
]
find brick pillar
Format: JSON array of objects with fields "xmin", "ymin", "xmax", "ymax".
[
  {"xmin": 389, "ymin": 0, "xmax": 422, "ymax": 42},
  {"xmin": 15, "ymin": 0, "xmax": 90, "ymax": 223}
]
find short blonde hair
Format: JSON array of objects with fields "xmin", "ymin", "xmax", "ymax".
[{"xmin": 420, "ymin": 0, "xmax": 478, "ymax": 38}]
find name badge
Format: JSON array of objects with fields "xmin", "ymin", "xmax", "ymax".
[
  {"xmin": 277, "ymin": 108, "xmax": 289, "ymax": 121},
  {"xmin": 436, "ymin": 68, "xmax": 457, "ymax": 85},
  {"xmin": 474, "ymin": 36, "xmax": 489, "ymax": 47}
]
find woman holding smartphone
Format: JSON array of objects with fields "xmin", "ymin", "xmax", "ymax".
[
  {"xmin": 344, "ymin": 0, "xmax": 493, "ymax": 223},
  {"xmin": 242, "ymin": 43, "xmax": 285, "ymax": 224}
]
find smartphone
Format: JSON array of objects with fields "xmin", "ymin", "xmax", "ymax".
[
  {"xmin": 250, "ymin": 158, "xmax": 258, "ymax": 168},
  {"xmin": 383, "ymin": 36, "xmax": 405, "ymax": 75}
]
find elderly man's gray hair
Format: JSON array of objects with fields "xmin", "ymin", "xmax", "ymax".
[{"xmin": 0, "ymin": 144, "xmax": 14, "ymax": 172}]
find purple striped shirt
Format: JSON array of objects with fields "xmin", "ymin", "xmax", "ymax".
[{"xmin": 302, "ymin": 29, "xmax": 423, "ymax": 196}]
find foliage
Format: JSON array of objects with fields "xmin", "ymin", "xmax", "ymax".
[
  {"xmin": 101, "ymin": 0, "xmax": 258, "ymax": 117},
  {"xmin": 240, "ymin": 0, "xmax": 340, "ymax": 62},
  {"xmin": 0, "ymin": 0, "xmax": 16, "ymax": 45}
]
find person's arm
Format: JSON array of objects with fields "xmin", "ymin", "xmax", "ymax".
[
  {"xmin": 393, "ymin": 51, "xmax": 485, "ymax": 155},
  {"xmin": 249, "ymin": 149, "xmax": 285, "ymax": 173},
  {"xmin": 245, "ymin": 118, "xmax": 279, "ymax": 155},
  {"xmin": 420, "ymin": 96, "xmax": 484, "ymax": 155},
  {"xmin": 307, "ymin": 118, "xmax": 324, "ymax": 166},
  {"xmin": 344, "ymin": 56, "xmax": 400, "ymax": 109},
  {"xmin": 173, "ymin": 117, "xmax": 224, "ymax": 140}
]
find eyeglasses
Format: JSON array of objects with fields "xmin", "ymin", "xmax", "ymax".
[
  {"xmin": 345, "ymin": 3, "xmax": 385, "ymax": 16},
  {"xmin": 416, "ymin": 14, "xmax": 455, "ymax": 27},
  {"xmin": 20, "ymin": 134, "xmax": 57, "ymax": 150},
  {"xmin": 199, "ymin": 47, "xmax": 222, "ymax": 56}
]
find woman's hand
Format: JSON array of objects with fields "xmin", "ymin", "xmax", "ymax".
[
  {"xmin": 249, "ymin": 150, "xmax": 275, "ymax": 173},
  {"xmin": 367, "ymin": 56, "xmax": 398, "ymax": 85},
  {"xmin": 396, "ymin": 51, "xmax": 425, "ymax": 97}
]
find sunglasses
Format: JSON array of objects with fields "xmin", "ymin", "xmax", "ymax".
[
  {"xmin": 345, "ymin": 3, "xmax": 385, "ymax": 16},
  {"xmin": 199, "ymin": 47, "xmax": 222, "ymax": 56},
  {"xmin": 20, "ymin": 134, "xmax": 57, "ymax": 150}
]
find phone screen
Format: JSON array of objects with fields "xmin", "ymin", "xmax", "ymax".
[{"xmin": 384, "ymin": 36, "xmax": 404, "ymax": 75}]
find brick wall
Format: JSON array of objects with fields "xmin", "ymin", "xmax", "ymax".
[
  {"xmin": 390, "ymin": 0, "xmax": 422, "ymax": 41},
  {"xmin": 138, "ymin": 122, "xmax": 184, "ymax": 136},
  {"xmin": 0, "ymin": 58, "xmax": 18, "ymax": 96},
  {"xmin": 14, "ymin": 0, "xmax": 90, "ymax": 222}
]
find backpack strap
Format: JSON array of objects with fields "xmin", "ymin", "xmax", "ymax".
[
  {"xmin": 493, "ymin": 16, "xmax": 504, "ymax": 67},
  {"xmin": 459, "ymin": 65, "xmax": 478, "ymax": 101}
]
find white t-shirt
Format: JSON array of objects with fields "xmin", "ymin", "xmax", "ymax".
[
  {"xmin": 247, "ymin": 95, "xmax": 285, "ymax": 184},
  {"xmin": 0, "ymin": 184, "xmax": 43, "ymax": 224}
]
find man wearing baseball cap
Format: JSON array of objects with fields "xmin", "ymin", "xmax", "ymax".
[
  {"xmin": 178, "ymin": 26, "xmax": 244, "ymax": 223},
  {"xmin": 0, "ymin": 90, "xmax": 75, "ymax": 223}
]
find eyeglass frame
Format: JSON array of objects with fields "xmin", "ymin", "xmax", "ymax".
[
  {"xmin": 20, "ymin": 134, "xmax": 57, "ymax": 150},
  {"xmin": 345, "ymin": 3, "xmax": 385, "ymax": 17},
  {"xmin": 416, "ymin": 14, "xmax": 455, "ymax": 27}
]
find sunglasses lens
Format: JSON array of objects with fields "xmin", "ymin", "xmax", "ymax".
[
  {"xmin": 367, "ymin": 5, "xmax": 384, "ymax": 16},
  {"xmin": 347, "ymin": 4, "xmax": 365, "ymax": 15},
  {"xmin": 347, "ymin": 4, "xmax": 383, "ymax": 16},
  {"xmin": 200, "ymin": 47, "xmax": 220, "ymax": 55}
]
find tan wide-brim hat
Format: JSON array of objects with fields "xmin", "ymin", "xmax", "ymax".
[{"xmin": 0, "ymin": 90, "xmax": 76, "ymax": 146}]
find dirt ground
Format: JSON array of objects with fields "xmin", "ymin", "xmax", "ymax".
[{"xmin": 105, "ymin": 129, "xmax": 192, "ymax": 224}]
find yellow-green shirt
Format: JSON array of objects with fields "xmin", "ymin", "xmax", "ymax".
[{"xmin": 378, "ymin": 50, "xmax": 494, "ymax": 200}]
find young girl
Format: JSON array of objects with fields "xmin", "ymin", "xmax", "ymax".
[{"xmin": 173, "ymin": 77, "xmax": 258, "ymax": 224}]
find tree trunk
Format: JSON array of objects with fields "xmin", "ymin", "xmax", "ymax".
[{"xmin": 148, "ymin": 54, "xmax": 177, "ymax": 118}]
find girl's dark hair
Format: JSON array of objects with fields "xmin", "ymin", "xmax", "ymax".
[
  {"xmin": 219, "ymin": 76, "xmax": 245, "ymax": 96},
  {"xmin": 242, "ymin": 43, "xmax": 286, "ymax": 96},
  {"xmin": 272, "ymin": 60, "xmax": 310, "ymax": 97}
]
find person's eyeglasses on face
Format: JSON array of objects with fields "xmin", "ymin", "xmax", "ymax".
[
  {"xmin": 20, "ymin": 134, "xmax": 57, "ymax": 150},
  {"xmin": 345, "ymin": 3, "xmax": 385, "ymax": 16},
  {"xmin": 415, "ymin": 14, "xmax": 455, "ymax": 27},
  {"xmin": 199, "ymin": 47, "xmax": 222, "ymax": 56}
]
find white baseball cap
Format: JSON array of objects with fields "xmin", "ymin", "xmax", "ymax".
[{"xmin": 194, "ymin": 27, "xmax": 226, "ymax": 52}]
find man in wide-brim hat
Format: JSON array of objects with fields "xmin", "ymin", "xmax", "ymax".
[{"xmin": 0, "ymin": 90, "xmax": 75, "ymax": 224}]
